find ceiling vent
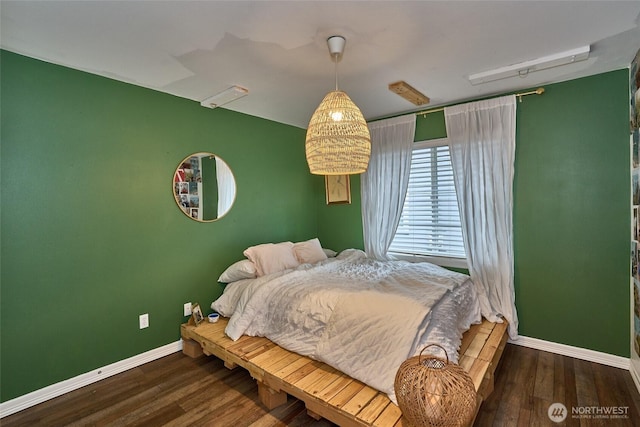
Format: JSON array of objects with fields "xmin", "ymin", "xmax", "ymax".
[{"xmin": 200, "ymin": 85, "xmax": 248, "ymax": 109}]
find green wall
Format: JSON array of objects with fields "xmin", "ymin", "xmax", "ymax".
[
  {"xmin": 0, "ymin": 50, "xmax": 320, "ymax": 401},
  {"xmin": 513, "ymin": 71, "xmax": 629, "ymax": 356},
  {"xmin": 201, "ymin": 155, "xmax": 218, "ymax": 220},
  {"xmin": 318, "ymin": 70, "xmax": 631, "ymax": 357}
]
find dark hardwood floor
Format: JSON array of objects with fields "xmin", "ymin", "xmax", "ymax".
[{"xmin": 2, "ymin": 344, "xmax": 640, "ymax": 426}]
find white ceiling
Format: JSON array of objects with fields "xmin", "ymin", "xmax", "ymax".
[{"xmin": 2, "ymin": 1, "xmax": 640, "ymax": 128}]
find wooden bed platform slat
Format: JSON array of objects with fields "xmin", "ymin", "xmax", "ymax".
[{"xmin": 181, "ymin": 317, "xmax": 507, "ymax": 427}]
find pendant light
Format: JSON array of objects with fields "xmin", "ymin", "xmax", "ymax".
[{"xmin": 305, "ymin": 36, "xmax": 371, "ymax": 175}]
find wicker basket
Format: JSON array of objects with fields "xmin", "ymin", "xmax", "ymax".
[{"xmin": 394, "ymin": 344, "xmax": 477, "ymax": 427}]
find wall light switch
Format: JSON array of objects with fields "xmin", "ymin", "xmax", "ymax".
[
  {"xmin": 139, "ymin": 313, "xmax": 149, "ymax": 329},
  {"xmin": 184, "ymin": 302, "xmax": 192, "ymax": 317}
]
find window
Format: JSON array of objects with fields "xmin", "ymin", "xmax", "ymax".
[{"xmin": 388, "ymin": 138, "xmax": 466, "ymax": 266}]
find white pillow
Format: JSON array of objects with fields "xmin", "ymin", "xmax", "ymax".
[
  {"xmin": 336, "ymin": 248, "xmax": 367, "ymax": 260},
  {"xmin": 218, "ymin": 259, "xmax": 257, "ymax": 283},
  {"xmin": 243, "ymin": 242, "xmax": 300, "ymax": 276},
  {"xmin": 211, "ymin": 279, "xmax": 252, "ymax": 316},
  {"xmin": 323, "ymin": 248, "xmax": 337, "ymax": 258},
  {"xmin": 294, "ymin": 238, "xmax": 328, "ymax": 264}
]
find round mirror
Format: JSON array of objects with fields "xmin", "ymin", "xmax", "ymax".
[{"xmin": 173, "ymin": 152, "xmax": 236, "ymax": 222}]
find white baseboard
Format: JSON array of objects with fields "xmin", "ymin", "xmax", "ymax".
[
  {"xmin": 0, "ymin": 340, "xmax": 183, "ymax": 419},
  {"xmin": 509, "ymin": 335, "xmax": 629, "ymax": 370},
  {"xmin": 630, "ymin": 360, "xmax": 640, "ymax": 396}
]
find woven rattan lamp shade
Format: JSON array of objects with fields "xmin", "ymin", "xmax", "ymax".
[
  {"xmin": 395, "ymin": 345, "xmax": 477, "ymax": 427},
  {"xmin": 305, "ymin": 90, "xmax": 371, "ymax": 175}
]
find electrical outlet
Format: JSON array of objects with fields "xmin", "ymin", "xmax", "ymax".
[
  {"xmin": 139, "ymin": 313, "xmax": 149, "ymax": 329},
  {"xmin": 184, "ymin": 302, "xmax": 192, "ymax": 316}
]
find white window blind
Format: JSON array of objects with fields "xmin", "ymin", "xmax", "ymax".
[{"xmin": 389, "ymin": 139, "xmax": 466, "ymax": 259}]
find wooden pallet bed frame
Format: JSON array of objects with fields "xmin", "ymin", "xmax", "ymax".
[{"xmin": 181, "ymin": 317, "xmax": 508, "ymax": 427}]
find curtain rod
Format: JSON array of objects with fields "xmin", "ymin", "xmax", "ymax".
[{"xmin": 416, "ymin": 87, "xmax": 545, "ymax": 117}]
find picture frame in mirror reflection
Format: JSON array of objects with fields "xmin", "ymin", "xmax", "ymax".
[{"xmin": 325, "ymin": 174, "xmax": 351, "ymax": 205}]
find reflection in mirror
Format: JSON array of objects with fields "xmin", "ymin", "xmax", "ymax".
[{"xmin": 173, "ymin": 152, "xmax": 236, "ymax": 222}]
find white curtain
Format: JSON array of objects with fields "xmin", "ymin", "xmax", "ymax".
[
  {"xmin": 216, "ymin": 157, "xmax": 235, "ymax": 217},
  {"xmin": 361, "ymin": 115, "xmax": 416, "ymax": 260},
  {"xmin": 444, "ymin": 95, "xmax": 519, "ymax": 338}
]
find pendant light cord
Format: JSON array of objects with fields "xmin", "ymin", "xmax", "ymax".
[{"xmin": 334, "ymin": 53, "xmax": 339, "ymax": 91}]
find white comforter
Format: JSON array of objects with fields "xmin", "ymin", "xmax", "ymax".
[{"xmin": 211, "ymin": 249, "xmax": 481, "ymax": 403}]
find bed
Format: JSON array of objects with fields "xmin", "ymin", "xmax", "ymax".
[{"xmin": 181, "ymin": 239, "xmax": 508, "ymax": 426}]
